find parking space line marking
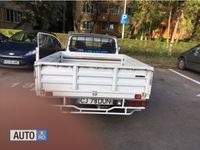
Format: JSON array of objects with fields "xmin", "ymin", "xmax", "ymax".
[
  {"xmin": 169, "ymin": 69, "xmax": 200, "ymax": 85},
  {"xmin": 10, "ymin": 82, "xmax": 21, "ymax": 88},
  {"xmin": 30, "ymin": 87, "xmax": 35, "ymax": 91},
  {"xmin": 22, "ymin": 82, "xmax": 34, "ymax": 88},
  {"xmin": 197, "ymin": 94, "xmax": 200, "ymax": 97}
]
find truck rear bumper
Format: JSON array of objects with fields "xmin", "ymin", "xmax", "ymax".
[
  {"xmin": 55, "ymin": 105, "xmax": 145, "ymax": 115},
  {"xmin": 49, "ymin": 97, "xmax": 148, "ymax": 115}
]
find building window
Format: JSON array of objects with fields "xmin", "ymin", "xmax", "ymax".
[
  {"xmin": 102, "ymin": 23, "xmax": 115, "ymax": 31},
  {"xmin": 83, "ymin": 4, "xmax": 93, "ymax": 13},
  {"xmin": 1, "ymin": 8, "xmax": 22, "ymax": 23},
  {"xmin": 6, "ymin": 9, "xmax": 10, "ymax": 21},
  {"xmin": 98, "ymin": 4, "xmax": 119, "ymax": 14},
  {"xmin": 0, "ymin": 8, "xmax": 3, "ymax": 21},
  {"xmin": 110, "ymin": 9, "xmax": 119, "ymax": 14},
  {"xmin": 100, "ymin": 7, "xmax": 108, "ymax": 14},
  {"xmin": 109, "ymin": 24, "xmax": 114, "ymax": 31},
  {"xmin": 83, "ymin": 21, "xmax": 93, "ymax": 30},
  {"xmin": 15, "ymin": 11, "xmax": 22, "ymax": 22},
  {"xmin": 110, "ymin": 5, "xmax": 120, "ymax": 14}
]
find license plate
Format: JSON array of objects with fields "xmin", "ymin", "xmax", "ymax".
[
  {"xmin": 78, "ymin": 98, "xmax": 113, "ymax": 105},
  {"xmin": 3, "ymin": 59, "xmax": 19, "ymax": 65}
]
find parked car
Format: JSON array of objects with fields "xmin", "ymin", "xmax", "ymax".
[
  {"xmin": 0, "ymin": 31, "xmax": 63, "ymax": 68},
  {"xmin": 0, "ymin": 33, "xmax": 8, "ymax": 43},
  {"xmin": 177, "ymin": 44, "xmax": 200, "ymax": 72}
]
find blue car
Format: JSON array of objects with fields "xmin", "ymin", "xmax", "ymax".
[{"xmin": 0, "ymin": 31, "xmax": 63, "ymax": 68}]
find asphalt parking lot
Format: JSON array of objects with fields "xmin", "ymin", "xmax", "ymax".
[{"xmin": 0, "ymin": 68, "xmax": 200, "ymax": 150}]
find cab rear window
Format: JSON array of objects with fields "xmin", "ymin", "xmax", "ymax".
[{"xmin": 69, "ymin": 36, "xmax": 116, "ymax": 54}]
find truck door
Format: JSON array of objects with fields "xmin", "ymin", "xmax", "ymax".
[{"xmin": 36, "ymin": 32, "xmax": 63, "ymax": 59}]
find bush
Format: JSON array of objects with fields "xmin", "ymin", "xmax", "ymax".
[
  {"xmin": 54, "ymin": 32, "xmax": 68, "ymax": 47},
  {"xmin": 0, "ymin": 29, "xmax": 21, "ymax": 37},
  {"xmin": 118, "ymin": 38, "xmax": 198, "ymax": 57},
  {"xmin": 2, "ymin": 28, "xmax": 196, "ymax": 58}
]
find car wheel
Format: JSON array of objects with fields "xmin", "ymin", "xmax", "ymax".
[{"xmin": 177, "ymin": 58, "xmax": 186, "ymax": 70}]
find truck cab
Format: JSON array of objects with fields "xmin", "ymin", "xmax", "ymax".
[{"xmin": 66, "ymin": 34, "xmax": 120, "ymax": 54}]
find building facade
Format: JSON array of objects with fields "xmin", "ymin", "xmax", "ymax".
[
  {"xmin": 74, "ymin": 1, "xmax": 131, "ymax": 37},
  {"xmin": 0, "ymin": 2, "xmax": 23, "ymax": 29}
]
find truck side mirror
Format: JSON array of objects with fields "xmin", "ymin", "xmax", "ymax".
[{"xmin": 118, "ymin": 47, "xmax": 121, "ymax": 52}]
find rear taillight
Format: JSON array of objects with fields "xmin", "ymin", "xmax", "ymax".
[
  {"xmin": 135, "ymin": 94, "xmax": 142, "ymax": 99},
  {"xmin": 45, "ymin": 91, "xmax": 53, "ymax": 96},
  {"xmin": 40, "ymin": 90, "xmax": 53, "ymax": 96}
]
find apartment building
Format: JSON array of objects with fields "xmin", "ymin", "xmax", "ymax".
[
  {"xmin": 74, "ymin": 1, "xmax": 131, "ymax": 37},
  {"xmin": 0, "ymin": 1, "xmax": 33, "ymax": 30},
  {"xmin": 0, "ymin": 1, "xmax": 23, "ymax": 29}
]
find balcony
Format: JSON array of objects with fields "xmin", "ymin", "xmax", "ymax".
[{"xmin": 97, "ymin": 14, "xmax": 120, "ymax": 23}]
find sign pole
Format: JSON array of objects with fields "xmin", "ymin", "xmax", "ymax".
[{"xmin": 121, "ymin": 0, "xmax": 127, "ymax": 39}]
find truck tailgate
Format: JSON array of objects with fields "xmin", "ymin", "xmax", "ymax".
[{"xmin": 35, "ymin": 64, "xmax": 153, "ymax": 99}]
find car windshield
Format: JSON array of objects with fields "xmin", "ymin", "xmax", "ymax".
[
  {"xmin": 10, "ymin": 32, "xmax": 37, "ymax": 44},
  {"xmin": 69, "ymin": 36, "xmax": 116, "ymax": 54}
]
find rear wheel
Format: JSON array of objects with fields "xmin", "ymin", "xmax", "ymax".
[{"xmin": 177, "ymin": 57, "xmax": 186, "ymax": 70}]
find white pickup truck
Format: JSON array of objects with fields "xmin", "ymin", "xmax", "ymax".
[{"xmin": 34, "ymin": 33, "xmax": 154, "ymax": 115}]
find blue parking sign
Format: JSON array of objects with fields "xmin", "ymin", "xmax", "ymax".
[{"xmin": 120, "ymin": 14, "xmax": 128, "ymax": 24}]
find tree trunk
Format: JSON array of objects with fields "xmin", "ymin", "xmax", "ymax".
[
  {"xmin": 167, "ymin": 7, "xmax": 172, "ymax": 43},
  {"xmin": 72, "ymin": 2, "xmax": 78, "ymax": 32},
  {"xmin": 14, "ymin": 20, "xmax": 26, "ymax": 29},
  {"xmin": 62, "ymin": 1, "xmax": 66, "ymax": 33},
  {"xmin": 140, "ymin": 32, "xmax": 144, "ymax": 40},
  {"xmin": 106, "ymin": 3, "xmax": 111, "ymax": 34},
  {"xmin": 159, "ymin": 26, "xmax": 164, "ymax": 40},
  {"xmin": 175, "ymin": 35, "xmax": 180, "ymax": 43},
  {"xmin": 73, "ymin": 22, "xmax": 78, "ymax": 33},
  {"xmin": 91, "ymin": 2, "xmax": 99, "ymax": 33},
  {"xmin": 131, "ymin": 10, "xmax": 148, "ymax": 38},
  {"xmin": 148, "ymin": 21, "xmax": 152, "ymax": 40},
  {"xmin": 130, "ymin": 25, "xmax": 135, "ymax": 38},
  {"xmin": 169, "ymin": 15, "xmax": 180, "ymax": 56},
  {"xmin": 42, "ymin": 20, "xmax": 49, "ymax": 30}
]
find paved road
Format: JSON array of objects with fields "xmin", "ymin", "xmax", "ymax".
[{"xmin": 0, "ymin": 68, "xmax": 200, "ymax": 150}]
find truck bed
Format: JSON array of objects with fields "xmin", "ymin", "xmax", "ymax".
[
  {"xmin": 35, "ymin": 51, "xmax": 153, "ymax": 100},
  {"xmin": 36, "ymin": 51, "xmax": 152, "ymax": 68}
]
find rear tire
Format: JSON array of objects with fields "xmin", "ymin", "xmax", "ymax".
[{"xmin": 177, "ymin": 57, "xmax": 186, "ymax": 70}]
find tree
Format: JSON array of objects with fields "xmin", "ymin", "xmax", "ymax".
[
  {"xmin": 166, "ymin": 1, "xmax": 172, "ymax": 43},
  {"xmin": 184, "ymin": 0, "xmax": 200, "ymax": 41},
  {"xmin": 15, "ymin": 1, "xmax": 73, "ymax": 32},
  {"xmin": 128, "ymin": 1, "xmax": 167, "ymax": 39}
]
